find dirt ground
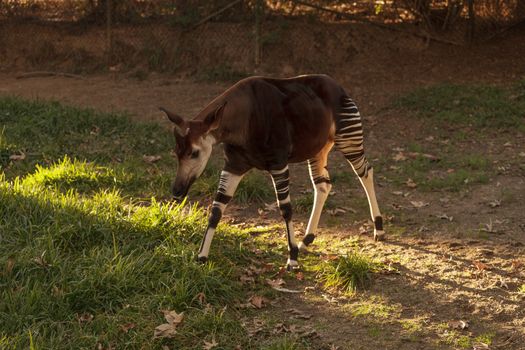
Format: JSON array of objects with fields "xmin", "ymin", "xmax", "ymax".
[{"xmin": 1, "ymin": 24, "xmax": 525, "ymax": 350}]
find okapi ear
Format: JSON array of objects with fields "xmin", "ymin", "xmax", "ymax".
[
  {"xmin": 203, "ymin": 102, "xmax": 227, "ymax": 132},
  {"xmin": 159, "ymin": 107, "xmax": 189, "ymax": 136}
]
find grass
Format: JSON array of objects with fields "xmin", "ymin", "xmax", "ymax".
[
  {"xmin": 317, "ymin": 251, "xmax": 380, "ymax": 295},
  {"xmin": 377, "ymin": 146, "xmax": 492, "ymax": 192},
  {"xmin": 0, "ymin": 97, "xmax": 303, "ymax": 349},
  {"xmin": 394, "ymin": 81, "xmax": 525, "ymax": 131}
]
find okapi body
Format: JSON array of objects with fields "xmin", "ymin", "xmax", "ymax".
[{"xmin": 161, "ymin": 74, "xmax": 384, "ymax": 269}]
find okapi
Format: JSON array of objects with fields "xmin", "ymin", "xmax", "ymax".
[{"xmin": 160, "ymin": 74, "xmax": 384, "ymax": 269}]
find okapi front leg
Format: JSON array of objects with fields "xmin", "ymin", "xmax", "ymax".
[
  {"xmin": 269, "ymin": 166, "xmax": 299, "ymax": 270},
  {"xmin": 198, "ymin": 170, "xmax": 244, "ymax": 262},
  {"xmin": 300, "ymin": 142, "xmax": 334, "ymax": 251}
]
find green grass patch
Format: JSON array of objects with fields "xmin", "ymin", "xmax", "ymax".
[
  {"xmin": 317, "ymin": 251, "xmax": 381, "ymax": 294},
  {"xmin": 0, "ymin": 97, "xmax": 305, "ymax": 349},
  {"xmin": 394, "ymin": 82, "xmax": 525, "ymax": 130}
]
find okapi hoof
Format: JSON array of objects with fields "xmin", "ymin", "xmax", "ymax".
[
  {"xmin": 298, "ymin": 233, "xmax": 315, "ymax": 252},
  {"xmin": 374, "ymin": 230, "xmax": 385, "ymax": 242},
  {"xmin": 286, "ymin": 259, "xmax": 300, "ymax": 271},
  {"xmin": 197, "ymin": 256, "xmax": 208, "ymax": 264}
]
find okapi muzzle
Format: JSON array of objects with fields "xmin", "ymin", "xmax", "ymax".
[{"xmin": 171, "ymin": 176, "xmax": 196, "ymax": 201}]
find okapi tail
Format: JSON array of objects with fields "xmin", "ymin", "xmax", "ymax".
[{"xmin": 334, "ymin": 96, "xmax": 370, "ymax": 178}]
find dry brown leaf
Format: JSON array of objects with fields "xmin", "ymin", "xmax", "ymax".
[
  {"xmin": 266, "ymin": 278, "xmax": 285, "ymax": 288},
  {"xmin": 295, "ymin": 271, "xmax": 304, "ymax": 281},
  {"xmin": 473, "ymin": 260, "xmax": 489, "ymax": 271},
  {"xmin": 143, "ymin": 155, "xmax": 162, "ymax": 163},
  {"xmin": 78, "ymin": 313, "xmax": 94, "ymax": 323},
  {"xmin": 263, "ymin": 202, "xmax": 278, "ymax": 212},
  {"xmin": 195, "ymin": 292, "xmax": 206, "ymax": 305},
  {"xmin": 393, "ymin": 152, "xmax": 407, "ymax": 161},
  {"xmin": 120, "ymin": 323, "xmax": 136, "ymax": 333},
  {"xmin": 153, "ymin": 323, "xmax": 178, "ymax": 339},
  {"xmin": 410, "ymin": 201, "xmax": 429, "ymax": 209},
  {"xmin": 162, "ymin": 310, "xmax": 184, "ymax": 325},
  {"xmin": 240, "ymin": 275, "xmax": 255, "ymax": 284},
  {"xmin": 448, "ymin": 320, "xmax": 469, "ymax": 330},
  {"xmin": 438, "ymin": 213, "xmax": 454, "ymax": 221},
  {"xmin": 488, "ymin": 200, "xmax": 501, "ymax": 208},
  {"xmin": 406, "ymin": 178, "xmax": 417, "ymax": 188},
  {"xmin": 249, "ymin": 295, "xmax": 267, "ymax": 309},
  {"xmin": 6, "ymin": 257, "xmax": 15, "ymax": 274},
  {"xmin": 203, "ymin": 338, "xmax": 218, "ymax": 350},
  {"xmin": 511, "ymin": 260, "xmax": 523, "ymax": 271},
  {"xmin": 9, "ymin": 152, "xmax": 26, "ymax": 161}
]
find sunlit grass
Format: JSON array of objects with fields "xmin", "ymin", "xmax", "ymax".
[
  {"xmin": 317, "ymin": 251, "xmax": 381, "ymax": 295},
  {"xmin": 0, "ymin": 97, "xmax": 307, "ymax": 349}
]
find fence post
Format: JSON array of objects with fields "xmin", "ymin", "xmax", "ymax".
[
  {"xmin": 467, "ymin": 0, "xmax": 475, "ymax": 44},
  {"xmin": 254, "ymin": 0, "xmax": 262, "ymax": 68},
  {"xmin": 106, "ymin": 0, "xmax": 113, "ymax": 66}
]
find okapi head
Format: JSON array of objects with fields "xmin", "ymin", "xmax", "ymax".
[{"xmin": 160, "ymin": 103, "xmax": 226, "ymax": 201}]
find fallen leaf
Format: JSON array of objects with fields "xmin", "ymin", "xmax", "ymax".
[
  {"xmin": 78, "ymin": 313, "xmax": 94, "ymax": 323},
  {"xmin": 154, "ymin": 310, "xmax": 184, "ymax": 339},
  {"xmin": 120, "ymin": 323, "xmax": 136, "ymax": 333},
  {"xmin": 195, "ymin": 292, "xmax": 206, "ymax": 305},
  {"xmin": 203, "ymin": 339, "xmax": 218, "ymax": 350},
  {"xmin": 473, "ymin": 342, "xmax": 489, "ymax": 350},
  {"xmin": 266, "ymin": 278, "xmax": 285, "ymax": 288},
  {"xmin": 143, "ymin": 155, "xmax": 162, "ymax": 163},
  {"xmin": 6, "ymin": 257, "xmax": 15, "ymax": 274},
  {"xmin": 393, "ymin": 152, "xmax": 407, "ymax": 161},
  {"xmin": 240, "ymin": 275, "xmax": 255, "ymax": 284},
  {"xmin": 90, "ymin": 125, "xmax": 100, "ymax": 135},
  {"xmin": 448, "ymin": 320, "xmax": 469, "ymax": 330},
  {"xmin": 511, "ymin": 260, "xmax": 523, "ymax": 270},
  {"xmin": 287, "ymin": 308, "xmax": 312, "ymax": 319},
  {"xmin": 410, "ymin": 201, "xmax": 429, "ymax": 209},
  {"xmin": 162, "ymin": 310, "xmax": 184, "ymax": 325},
  {"xmin": 263, "ymin": 202, "xmax": 278, "ymax": 212},
  {"xmin": 9, "ymin": 152, "xmax": 26, "ymax": 161},
  {"xmin": 473, "ymin": 260, "xmax": 489, "ymax": 271},
  {"xmin": 406, "ymin": 178, "xmax": 417, "ymax": 188},
  {"xmin": 295, "ymin": 271, "xmax": 304, "ymax": 281},
  {"xmin": 153, "ymin": 323, "xmax": 178, "ymax": 339},
  {"xmin": 33, "ymin": 251, "xmax": 49, "ymax": 267},
  {"xmin": 437, "ymin": 213, "xmax": 454, "ymax": 221},
  {"xmin": 249, "ymin": 295, "xmax": 266, "ymax": 309},
  {"xmin": 488, "ymin": 200, "xmax": 501, "ymax": 208}
]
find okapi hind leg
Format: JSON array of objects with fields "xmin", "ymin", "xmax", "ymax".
[
  {"xmin": 269, "ymin": 165, "xmax": 299, "ymax": 270},
  {"xmin": 299, "ymin": 142, "xmax": 334, "ymax": 252},
  {"xmin": 335, "ymin": 96, "xmax": 385, "ymax": 241},
  {"xmin": 357, "ymin": 167, "xmax": 384, "ymax": 241},
  {"xmin": 198, "ymin": 170, "xmax": 244, "ymax": 262}
]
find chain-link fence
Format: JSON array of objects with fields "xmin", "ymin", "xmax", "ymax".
[{"xmin": 1, "ymin": 0, "xmax": 524, "ymax": 75}]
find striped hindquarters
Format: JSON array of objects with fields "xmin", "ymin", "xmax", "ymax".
[{"xmin": 334, "ymin": 96, "xmax": 370, "ymax": 177}]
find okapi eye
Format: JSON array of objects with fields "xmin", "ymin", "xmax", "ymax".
[{"xmin": 191, "ymin": 150, "xmax": 200, "ymax": 159}]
